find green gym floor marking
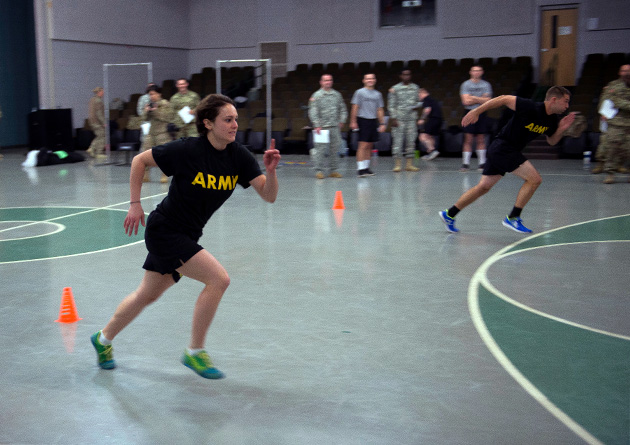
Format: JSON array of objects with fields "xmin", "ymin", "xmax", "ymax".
[
  {"xmin": 0, "ymin": 207, "xmax": 145, "ymax": 263},
  {"xmin": 470, "ymin": 214, "xmax": 630, "ymax": 445}
]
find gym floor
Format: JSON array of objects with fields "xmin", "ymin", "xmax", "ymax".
[{"xmin": 0, "ymin": 148, "xmax": 628, "ymax": 445}]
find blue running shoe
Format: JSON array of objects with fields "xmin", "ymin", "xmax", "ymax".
[
  {"xmin": 502, "ymin": 216, "xmax": 532, "ymax": 233},
  {"xmin": 182, "ymin": 350, "xmax": 225, "ymax": 379},
  {"xmin": 439, "ymin": 210, "xmax": 459, "ymax": 233},
  {"xmin": 91, "ymin": 331, "xmax": 116, "ymax": 370}
]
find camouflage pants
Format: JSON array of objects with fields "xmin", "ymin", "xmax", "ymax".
[
  {"xmin": 177, "ymin": 122, "xmax": 198, "ymax": 138},
  {"xmin": 603, "ymin": 125, "xmax": 630, "ymax": 173},
  {"xmin": 88, "ymin": 126, "xmax": 105, "ymax": 156},
  {"xmin": 391, "ymin": 119, "xmax": 417, "ymax": 158},
  {"xmin": 312, "ymin": 126, "xmax": 342, "ymax": 172},
  {"xmin": 141, "ymin": 131, "xmax": 172, "ymax": 152},
  {"xmin": 595, "ymin": 131, "xmax": 608, "ymax": 161}
]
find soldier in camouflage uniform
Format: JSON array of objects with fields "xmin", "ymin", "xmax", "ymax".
[
  {"xmin": 308, "ymin": 74, "xmax": 348, "ymax": 178},
  {"xmin": 598, "ymin": 65, "xmax": 630, "ymax": 184},
  {"xmin": 170, "ymin": 78, "xmax": 200, "ymax": 138},
  {"xmin": 141, "ymin": 86, "xmax": 175, "ymax": 183},
  {"xmin": 87, "ymin": 87, "xmax": 106, "ymax": 159},
  {"xmin": 388, "ymin": 70, "xmax": 420, "ymax": 172}
]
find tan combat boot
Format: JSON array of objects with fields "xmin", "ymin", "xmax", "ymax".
[
  {"xmin": 160, "ymin": 173, "xmax": 169, "ymax": 183},
  {"xmin": 392, "ymin": 158, "xmax": 402, "ymax": 172},
  {"xmin": 405, "ymin": 159, "xmax": 419, "ymax": 172},
  {"xmin": 603, "ymin": 173, "xmax": 615, "ymax": 184},
  {"xmin": 591, "ymin": 162, "xmax": 603, "ymax": 174}
]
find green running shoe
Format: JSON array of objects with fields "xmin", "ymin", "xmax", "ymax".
[
  {"xmin": 182, "ymin": 350, "xmax": 225, "ymax": 379},
  {"xmin": 90, "ymin": 331, "xmax": 116, "ymax": 370}
]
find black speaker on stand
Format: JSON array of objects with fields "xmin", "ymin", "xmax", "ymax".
[{"xmin": 28, "ymin": 109, "xmax": 74, "ymax": 151}]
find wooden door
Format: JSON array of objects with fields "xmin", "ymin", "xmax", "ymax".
[{"xmin": 540, "ymin": 8, "xmax": 578, "ymax": 86}]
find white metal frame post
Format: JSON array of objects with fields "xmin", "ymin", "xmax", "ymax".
[
  {"xmin": 100, "ymin": 62, "xmax": 153, "ymax": 165},
  {"xmin": 216, "ymin": 59, "xmax": 272, "ymax": 150}
]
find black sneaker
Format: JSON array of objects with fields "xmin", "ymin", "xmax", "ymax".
[
  {"xmin": 478, "ymin": 163, "xmax": 485, "ymax": 172},
  {"xmin": 459, "ymin": 164, "xmax": 470, "ymax": 172},
  {"xmin": 363, "ymin": 168, "xmax": 375, "ymax": 176}
]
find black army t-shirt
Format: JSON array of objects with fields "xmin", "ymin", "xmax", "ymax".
[
  {"xmin": 493, "ymin": 97, "xmax": 560, "ymax": 152},
  {"xmin": 152, "ymin": 137, "xmax": 262, "ymax": 236}
]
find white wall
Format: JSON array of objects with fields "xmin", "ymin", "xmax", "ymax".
[
  {"xmin": 36, "ymin": 0, "xmax": 630, "ymax": 130},
  {"xmin": 51, "ymin": 41, "xmax": 187, "ymax": 128},
  {"xmin": 50, "ymin": 0, "xmax": 190, "ymax": 48},
  {"xmin": 37, "ymin": 0, "xmax": 190, "ymax": 128},
  {"xmin": 186, "ymin": 0, "xmax": 630, "ymax": 75}
]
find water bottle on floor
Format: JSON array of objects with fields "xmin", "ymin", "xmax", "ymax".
[{"xmin": 583, "ymin": 151, "xmax": 591, "ymax": 170}]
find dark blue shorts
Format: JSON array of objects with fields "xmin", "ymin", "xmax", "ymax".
[
  {"xmin": 482, "ymin": 142, "xmax": 528, "ymax": 176},
  {"xmin": 422, "ymin": 118, "xmax": 442, "ymax": 136},
  {"xmin": 462, "ymin": 112, "xmax": 490, "ymax": 134},
  {"xmin": 357, "ymin": 117, "xmax": 380, "ymax": 142},
  {"xmin": 142, "ymin": 211, "xmax": 203, "ymax": 283}
]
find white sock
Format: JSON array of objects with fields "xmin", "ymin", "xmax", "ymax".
[
  {"xmin": 357, "ymin": 161, "xmax": 362, "ymax": 170},
  {"xmin": 187, "ymin": 348, "xmax": 203, "ymax": 356},
  {"xmin": 463, "ymin": 151, "xmax": 472, "ymax": 165},
  {"xmin": 364, "ymin": 160, "xmax": 371, "ymax": 169},
  {"xmin": 358, "ymin": 160, "xmax": 369, "ymax": 170},
  {"xmin": 98, "ymin": 331, "xmax": 112, "ymax": 345},
  {"xmin": 476, "ymin": 149, "xmax": 487, "ymax": 164}
]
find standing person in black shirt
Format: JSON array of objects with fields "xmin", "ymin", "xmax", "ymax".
[
  {"xmin": 418, "ymin": 88, "xmax": 443, "ymax": 161},
  {"xmin": 439, "ymin": 86, "xmax": 575, "ymax": 234},
  {"xmin": 91, "ymin": 94, "xmax": 280, "ymax": 379}
]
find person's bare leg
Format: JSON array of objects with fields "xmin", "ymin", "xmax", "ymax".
[
  {"xmin": 510, "ymin": 161, "xmax": 543, "ymax": 209},
  {"xmin": 420, "ymin": 133, "xmax": 434, "ymax": 152},
  {"xmin": 461, "ymin": 133, "xmax": 474, "ymax": 169},
  {"xmin": 357, "ymin": 141, "xmax": 372, "ymax": 162},
  {"xmin": 454, "ymin": 174, "xmax": 502, "ymax": 210},
  {"xmin": 176, "ymin": 249, "xmax": 230, "ymax": 349},
  {"xmin": 102, "ymin": 271, "xmax": 175, "ymax": 340},
  {"xmin": 475, "ymin": 134, "xmax": 486, "ymax": 151},
  {"xmin": 475, "ymin": 133, "xmax": 487, "ymax": 167}
]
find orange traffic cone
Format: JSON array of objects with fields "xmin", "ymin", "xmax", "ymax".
[
  {"xmin": 333, "ymin": 209, "xmax": 344, "ymax": 228},
  {"xmin": 55, "ymin": 287, "xmax": 82, "ymax": 323},
  {"xmin": 332, "ymin": 190, "xmax": 345, "ymax": 210}
]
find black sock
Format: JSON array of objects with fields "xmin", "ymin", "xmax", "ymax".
[
  {"xmin": 508, "ymin": 207, "xmax": 522, "ymax": 219},
  {"xmin": 447, "ymin": 206, "xmax": 460, "ymax": 218}
]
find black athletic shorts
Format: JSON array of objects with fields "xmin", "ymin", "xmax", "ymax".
[
  {"xmin": 357, "ymin": 117, "xmax": 380, "ymax": 142},
  {"xmin": 462, "ymin": 111, "xmax": 490, "ymax": 134},
  {"xmin": 142, "ymin": 210, "xmax": 203, "ymax": 283},
  {"xmin": 423, "ymin": 118, "xmax": 442, "ymax": 136},
  {"xmin": 482, "ymin": 141, "xmax": 528, "ymax": 176}
]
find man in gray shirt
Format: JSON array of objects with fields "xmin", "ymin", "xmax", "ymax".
[
  {"xmin": 460, "ymin": 66, "xmax": 492, "ymax": 171},
  {"xmin": 350, "ymin": 73, "xmax": 386, "ymax": 177}
]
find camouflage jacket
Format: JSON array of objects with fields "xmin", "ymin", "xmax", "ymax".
[
  {"xmin": 308, "ymin": 88, "xmax": 348, "ymax": 128},
  {"xmin": 88, "ymin": 96, "xmax": 105, "ymax": 129},
  {"xmin": 143, "ymin": 99, "xmax": 174, "ymax": 135},
  {"xmin": 170, "ymin": 90, "xmax": 200, "ymax": 127},
  {"xmin": 600, "ymin": 79, "xmax": 630, "ymax": 127},
  {"xmin": 387, "ymin": 82, "xmax": 420, "ymax": 120}
]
